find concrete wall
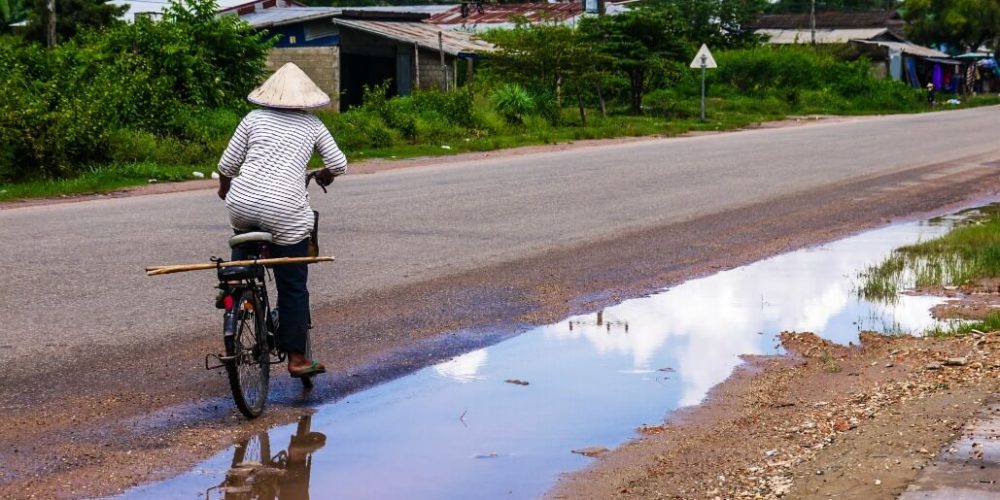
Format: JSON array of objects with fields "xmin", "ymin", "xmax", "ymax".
[
  {"xmin": 416, "ymin": 48, "xmax": 454, "ymax": 91},
  {"xmin": 265, "ymin": 46, "xmax": 340, "ymax": 112}
]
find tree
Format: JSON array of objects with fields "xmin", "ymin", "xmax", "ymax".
[
  {"xmin": 481, "ymin": 20, "xmax": 604, "ymax": 122},
  {"xmin": 24, "ymin": 0, "xmax": 126, "ymax": 44},
  {"xmin": 903, "ymin": 0, "xmax": 1000, "ymax": 54},
  {"xmin": 643, "ymin": 0, "xmax": 768, "ymax": 48},
  {"xmin": 91, "ymin": 0, "xmax": 273, "ymax": 108},
  {"xmin": 580, "ymin": 10, "xmax": 689, "ymax": 114}
]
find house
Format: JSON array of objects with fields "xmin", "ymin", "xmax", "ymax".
[
  {"xmin": 747, "ymin": 10, "xmax": 962, "ymax": 90},
  {"xmin": 334, "ymin": 13, "xmax": 494, "ymax": 109},
  {"xmin": 746, "ymin": 10, "xmax": 906, "ymax": 44},
  {"xmin": 240, "ymin": 7, "xmax": 343, "ymax": 110}
]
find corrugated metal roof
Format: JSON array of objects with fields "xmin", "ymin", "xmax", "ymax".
[
  {"xmin": 347, "ymin": 5, "xmax": 459, "ymax": 15},
  {"xmin": 851, "ymin": 40, "xmax": 952, "ymax": 59},
  {"xmin": 427, "ymin": 2, "xmax": 582, "ymax": 27},
  {"xmin": 756, "ymin": 28, "xmax": 889, "ymax": 44},
  {"xmin": 334, "ymin": 18, "xmax": 494, "ymax": 55},
  {"xmin": 217, "ymin": 0, "xmax": 303, "ymax": 12},
  {"xmin": 747, "ymin": 10, "xmax": 902, "ymax": 30},
  {"xmin": 241, "ymin": 7, "xmax": 341, "ymax": 28}
]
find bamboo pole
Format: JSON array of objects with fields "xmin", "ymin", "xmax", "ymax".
[{"xmin": 146, "ymin": 256, "xmax": 335, "ymax": 276}]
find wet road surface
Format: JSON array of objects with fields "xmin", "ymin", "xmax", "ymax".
[
  {"xmin": 2, "ymin": 107, "xmax": 1000, "ymax": 497},
  {"xmin": 123, "ymin": 214, "xmax": 966, "ymax": 499}
]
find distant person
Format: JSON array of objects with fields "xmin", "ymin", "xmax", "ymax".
[
  {"xmin": 216, "ymin": 63, "xmax": 347, "ymax": 378},
  {"xmin": 926, "ymin": 82, "xmax": 936, "ymax": 107}
]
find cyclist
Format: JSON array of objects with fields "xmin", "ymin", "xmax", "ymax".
[{"xmin": 216, "ymin": 63, "xmax": 347, "ymax": 378}]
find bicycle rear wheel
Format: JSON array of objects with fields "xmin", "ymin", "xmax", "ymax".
[{"xmin": 225, "ymin": 288, "xmax": 271, "ymax": 418}]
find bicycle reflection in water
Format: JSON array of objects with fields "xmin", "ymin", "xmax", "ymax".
[{"xmin": 207, "ymin": 415, "xmax": 326, "ymax": 499}]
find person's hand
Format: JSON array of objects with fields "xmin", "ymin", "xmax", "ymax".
[
  {"xmin": 217, "ymin": 175, "xmax": 232, "ymax": 200},
  {"xmin": 315, "ymin": 168, "xmax": 335, "ymax": 187}
]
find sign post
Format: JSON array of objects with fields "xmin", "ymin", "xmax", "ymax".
[{"xmin": 689, "ymin": 44, "xmax": 717, "ymax": 121}]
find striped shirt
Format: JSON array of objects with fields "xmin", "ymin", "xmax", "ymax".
[{"xmin": 218, "ymin": 109, "xmax": 348, "ymax": 245}]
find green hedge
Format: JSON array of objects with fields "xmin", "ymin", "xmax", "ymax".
[{"xmin": 0, "ymin": 0, "xmax": 269, "ymax": 182}]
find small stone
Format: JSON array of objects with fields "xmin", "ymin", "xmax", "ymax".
[
  {"xmin": 572, "ymin": 447, "xmax": 609, "ymax": 458},
  {"xmin": 943, "ymin": 357, "xmax": 968, "ymax": 366},
  {"xmin": 925, "ymin": 362, "xmax": 943, "ymax": 370},
  {"xmin": 816, "ymin": 470, "xmax": 824, "ymax": 475},
  {"xmin": 833, "ymin": 418, "xmax": 852, "ymax": 432},
  {"xmin": 211, "ymin": 172, "xmax": 220, "ymax": 180},
  {"xmin": 875, "ymin": 479, "xmax": 882, "ymax": 486},
  {"xmin": 192, "ymin": 171, "xmax": 205, "ymax": 179}
]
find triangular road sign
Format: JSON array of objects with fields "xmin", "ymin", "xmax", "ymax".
[{"xmin": 689, "ymin": 44, "xmax": 717, "ymax": 69}]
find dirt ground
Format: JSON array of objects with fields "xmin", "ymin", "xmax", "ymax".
[
  {"xmin": 549, "ymin": 330, "xmax": 1000, "ymax": 499},
  {"xmin": 1, "ymin": 121, "xmax": 1000, "ymax": 499}
]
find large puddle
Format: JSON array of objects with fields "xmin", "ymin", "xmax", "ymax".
[{"xmin": 122, "ymin": 211, "xmax": 975, "ymax": 499}]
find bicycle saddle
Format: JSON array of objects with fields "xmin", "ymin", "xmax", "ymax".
[{"xmin": 229, "ymin": 231, "xmax": 273, "ymax": 248}]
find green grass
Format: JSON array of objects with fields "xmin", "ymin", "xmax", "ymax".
[
  {"xmin": 858, "ymin": 206, "xmax": 1000, "ymax": 335},
  {"xmin": 0, "ymin": 162, "xmax": 211, "ymax": 202},
  {"xmin": 324, "ymin": 104, "xmax": 829, "ymax": 165},
  {"xmin": 858, "ymin": 219, "xmax": 1000, "ymax": 304},
  {"xmin": 924, "ymin": 311, "xmax": 1000, "ymax": 338},
  {"xmin": 5, "ymin": 94, "xmax": 1000, "ymax": 202}
]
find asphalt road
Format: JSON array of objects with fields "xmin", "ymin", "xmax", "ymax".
[{"xmin": 2, "ymin": 107, "xmax": 999, "ymax": 369}]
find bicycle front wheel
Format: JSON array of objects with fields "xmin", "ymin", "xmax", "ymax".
[{"xmin": 225, "ymin": 288, "xmax": 271, "ymax": 418}]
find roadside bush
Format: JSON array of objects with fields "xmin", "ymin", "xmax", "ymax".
[
  {"xmin": 321, "ymin": 110, "xmax": 397, "ymax": 151},
  {"xmin": 169, "ymin": 107, "xmax": 243, "ymax": 143},
  {"xmin": 409, "ymin": 90, "xmax": 476, "ymax": 127},
  {"xmin": 642, "ymin": 88, "xmax": 688, "ymax": 118},
  {"xmin": 491, "ymin": 83, "xmax": 535, "ymax": 124},
  {"xmin": 710, "ymin": 46, "xmax": 924, "ymax": 114},
  {"xmin": 716, "ymin": 46, "xmax": 823, "ymax": 95}
]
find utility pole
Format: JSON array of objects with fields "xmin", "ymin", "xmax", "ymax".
[
  {"xmin": 700, "ymin": 54, "xmax": 707, "ymax": 121},
  {"xmin": 414, "ymin": 43, "xmax": 421, "ymax": 90},
  {"xmin": 809, "ymin": 0, "xmax": 816, "ymax": 45},
  {"xmin": 438, "ymin": 31, "xmax": 447, "ymax": 91},
  {"xmin": 46, "ymin": 0, "xmax": 56, "ymax": 48}
]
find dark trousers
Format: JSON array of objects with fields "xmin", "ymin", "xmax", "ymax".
[{"xmin": 232, "ymin": 238, "xmax": 310, "ymax": 355}]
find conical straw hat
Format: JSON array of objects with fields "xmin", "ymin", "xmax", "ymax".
[{"xmin": 248, "ymin": 63, "xmax": 331, "ymax": 109}]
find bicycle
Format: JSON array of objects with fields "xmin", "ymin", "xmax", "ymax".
[{"xmin": 205, "ymin": 170, "xmax": 329, "ymax": 419}]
